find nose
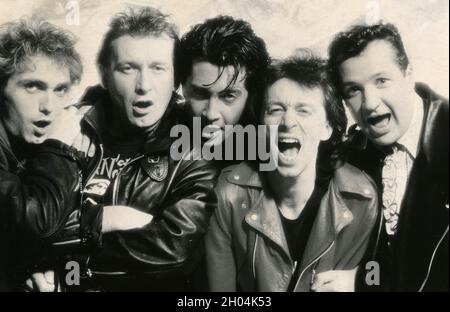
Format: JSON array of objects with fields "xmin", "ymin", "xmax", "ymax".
[
  {"xmin": 362, "ymin": 87, "xmax": 381, "ymax": 113},
  {"xmin": 38, "ymin": 93, "xmax": 55, "ymax": 115},
  {"xmin": 203, "ymin": 97, "xmax": 221, "ymax": 124},
  {"xmin": 135, "ymin": 70, "xmax": 152, "ymax": 95},
  {"xmin": 279, "ymin": 107, "xmax": 297, "ymax": 130}
]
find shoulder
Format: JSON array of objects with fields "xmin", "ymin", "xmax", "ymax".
[
  {"xmin": 333, "ymin": 163, "xmax": 377, "ymax": 197},
  {"xmin": 331, "ymin": 163, "xmax": 379, "ymax": 222}
]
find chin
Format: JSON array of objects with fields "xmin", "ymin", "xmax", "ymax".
[{"xmin": 275, "ymin": 166, "xmax": 302, "ymax": 178}]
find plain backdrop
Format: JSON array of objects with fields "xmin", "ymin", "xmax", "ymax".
[{"xmin": 1, "ymin": 0, "xmax": 448, "ymax": 107}]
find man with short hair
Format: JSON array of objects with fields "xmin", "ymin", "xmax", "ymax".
[
  {"xmin": 206, "ymin": 53, "xmax": 378, "ymax": 292},
  {"xmin": 178, "ymin": 15, "xmax": 270, "ymax": 147},
  {"xmin": 0, "ymin": 17, "xmax": 85, "ymax": 291},
  {"xmin": 328, "ymin": 22, "xmax": 449, "ymax": 291},
  {"xmin": 54, "ymin": 7, "xmax": 218, "ymax": 291}
]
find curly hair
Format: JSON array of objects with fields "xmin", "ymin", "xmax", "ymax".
[
  {"xmin": 328, "ymin": 22, "xmax": 409, "ymax": 94},
  {"xmin": 97, "ymin": 7, "xmax": 180, "ymax": 88},
  {"xmin": 177, "ymin": 15, "xmax": 270, "ymax": 126},
  {"xmin": 265, "ymin": 49, "xmax": 348, "ymax": 174},
  {"xmin": 0, "ymin": 16, "xmax": 82, "ymax": 91}
]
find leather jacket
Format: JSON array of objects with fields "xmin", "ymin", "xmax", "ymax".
[
  {"xmin": 55, "ymin": 86, "xmax": 219, "ymax": 291},
  {"xmin": 0, "ymin": 119, "xmax": 81, "ymax": 289},
  {"xmin": 348, "ymin": 83, "xmax": 449, "ymax": 291},
  {"xmin": 206, "ymin": 161, "xmax": 378, "ymax": 291}
]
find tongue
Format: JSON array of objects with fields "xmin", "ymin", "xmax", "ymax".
[{"xmin": 281, "ymin": 147, "xmax": 299, "ymax": 158}]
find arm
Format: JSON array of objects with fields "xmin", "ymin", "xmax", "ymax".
[
  {"xmin": 0, "ymin": 139, "xmax": 82, "ymax": 245},
  {"xmin": 86, "ymin": 156, "xmax": 218, "ymax": 279}
]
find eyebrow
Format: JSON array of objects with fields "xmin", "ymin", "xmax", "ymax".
[
  {"xmin": 342, "ymin": 72, "xmax": 390, "ymax": 87},
  {"xmin": 17, "ymin": 79, "xmax": 48, "ymax": 89}
]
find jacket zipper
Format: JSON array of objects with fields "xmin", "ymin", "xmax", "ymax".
[
  {"xmin": 112, "ymin": 155, "xmax": 145, "ymax": 205},
  {"xmin": 293, "ymin": 241, "xmax": 335, "ymax": 292}
]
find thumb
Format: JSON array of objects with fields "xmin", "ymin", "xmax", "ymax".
[{"xmin": 311, "ymin": 271, "xmax": 337, "ymax": 291}]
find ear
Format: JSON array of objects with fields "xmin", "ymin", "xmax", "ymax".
[
  {"xmin": 320, "ymin": 121, "xmax": 333, "ymax": 141},
  {"xmin": 404, "ymin": 64, "xmax": 415, "ymax": 88}
]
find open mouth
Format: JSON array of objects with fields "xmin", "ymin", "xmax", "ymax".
[
  {"xmin": 367, "ymin": 113, "xmax": 390, "ymax": 128},
  {"xmin": 33, "ymin": 120, "xmax": 51, "ymax": 129},
  {"xmin": 278, "ymin": 137, "xmax": 301, "ymax": 160},
  {"xmin": 133, "ymin": 101, "xmax": 153, "ymax": 109}
]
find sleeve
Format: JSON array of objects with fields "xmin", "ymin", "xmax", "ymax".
[
  {"xmin": 87, "ymin": 156, "xmax": 219, "ymax": 280},
  {"xmin": 0, "ymin": 139, "xmax": 82, "ymax": 246},
  {"xmin": 205, "ymin": 171, "xmax": 237, "ymax": 291},
  {"xmin": 334, "ymin": 175, "xmax": 379, "ymax": 270}
]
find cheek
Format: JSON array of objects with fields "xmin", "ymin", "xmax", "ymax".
[{"xmin": 189, "ymin": 100, "xmax": 207, "ymax": 115}]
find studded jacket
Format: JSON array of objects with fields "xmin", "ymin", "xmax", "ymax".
[
  {"xmin": 54, "ymin": 86, "xmax": 219, "ymax": 291},
  {"xmin": 206, "ymin": 161, "xmax": 378, "ymax": 291}
]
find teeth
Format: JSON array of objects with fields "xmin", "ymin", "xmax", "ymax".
[{"xmin": 279, "ymin": 138, "xmax": 299, "ymax": 143}]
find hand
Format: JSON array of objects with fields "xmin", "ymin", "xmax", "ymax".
[
  {"xmin": 102, "ymin": 205, "xmax": 153, "ymax": 233},
  {"xmin": 25, "ymin": 270, "xmax": 60, "ymax": 292},
  {"xmin": 310, "ymin": 267, "xmax": 357, "ymax": 292},
  {"xmin": 72, "ymin": 132, "xmax": 96, "ymax": 157},
  {"xmin": 47, "ymin": 106, "xmax": 89, "ymax": 146}
]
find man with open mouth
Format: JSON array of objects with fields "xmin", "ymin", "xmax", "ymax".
[
  {"xmin": 0, "ymin": 17, "xmax": 85, "ymax": 291},
  {"xmin": 206, "ymin": 52, "xmax": 378, "ymax": 292},
  {"xmin": 329, "ymin": 22, "xmax": 449, "ymax": 291},
  {"xmin": 44, "ymin": 7, "xmax": 218, "ymax": 292}
]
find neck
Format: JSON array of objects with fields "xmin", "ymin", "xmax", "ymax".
[{"xmin": 267, "ymin": 162, "xmax": 317, "ymax": 219}]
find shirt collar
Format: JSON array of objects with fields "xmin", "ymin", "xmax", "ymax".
[{"xmin": 397, "ymin": 93, "xmax": 424, "ymax": 159}]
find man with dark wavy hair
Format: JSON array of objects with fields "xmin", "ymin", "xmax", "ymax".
[
  {"xmin": 329, "ymin": 22, "xmax": 448, "ymax": 291},
  {"xmin": 0, "ymin": 17, "xmax": 85, "ymax": 291},
  {"xmin": 178, "ymin": 15, "xmax": 270, "ymax": 147},
  {"xmin": 206, "ymin": 52, "xmax": 378, "ymax": 292}
]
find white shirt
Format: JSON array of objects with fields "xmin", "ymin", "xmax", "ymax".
[{"xmin": 382, "ymin": 94, "xmax": 424, "ymax": 235}]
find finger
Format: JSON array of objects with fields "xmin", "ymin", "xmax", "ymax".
[
  {"xmin": 44, "ymin": 270, "xmax": 55, "ymax": 285},
  {"xmin": 313, "ymin": 281, "xmax": 335, "ymax": 292},
  {"xmin": 311, "ymin": 271, "xmax": 336, "ymax": 290},
  {"xmin": 32, "ymin": 272, "xmax": 55, "ymax": 292},
  {"xmin": 25, "ymin": 278, "xmax": 34, "ymax": 291}
]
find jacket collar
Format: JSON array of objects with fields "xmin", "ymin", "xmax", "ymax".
[
  {"xmin": 228, "ymin": 162, "xmax": 371, "ymax": 262},
  {"xmin": 81, "ymin": 85, "xmax": 180, "ymax": 155}
]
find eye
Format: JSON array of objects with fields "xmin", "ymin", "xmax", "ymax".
[
  {"xmin": 152, "ymin": 64, "xmax": 167, "ymax": 72},
  {"xmin": 266, "ymin": 106, "xmax": 284, "ymax": 115},
  {"xmin": 221, "ymin": 93, "xmax": 238, "ymax": 104},
  {"xmin": 295, "ymin": 106, "xmax": 311, "ymax": 115},
  {"xmin": 375, "ymin": 78, "xmax": 390, "ymax": 88},
  {"xmin": 54, "ymin": 86, "xmax": 70, "ymax": 96},
  {"xmin": 118, "ymin": 65, "xmax": 136, "ymax": 74},
  {"xmin": 344, "ymin": 86, "xmax": 361, "ymax": 98},
  {"xmin": 23, "ymin": 83, "xmax": 41, "ymax": 94}
]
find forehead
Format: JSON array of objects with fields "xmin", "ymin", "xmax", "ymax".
[
  {"xmin": 110, "ymin": 34, "xmax": 174, "ymax": 64},
  {"xmin": 189, "ymin": 61, "xmax": 247, "ymax": 91},
  {"xmin": 266, "ymin": 78, "xmax": 325, "ymax": 107},
  {"xmin": 339, "ymin": 40, "xmax": 402, "ymax": 82},
  {"xmin": 10, "ymin": 54, "xmax": 71, "ymax": 84}
]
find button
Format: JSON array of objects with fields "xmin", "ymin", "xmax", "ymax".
[
  {"xmin": 241, "ymin": 203, "xmax": 247, "ymax": 209},
  {"xmin": 250, "ymin": 214, "xmax": 258, "ymax": 221},
  {"xmin": 234, "ymin": 175, "xmax": 240, "ymax": 180}
]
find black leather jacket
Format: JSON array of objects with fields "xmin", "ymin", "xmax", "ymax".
[
  {"xmin": 0, "ymin": 120, "xmax": 81, "ymax": 289},
  {"xmin": 348, "ymin": 83, "xmax": 449, "ymax": 291},
  {"xmin": 56, "ymin": 86, "xmax": 219, "ymax": 291}
]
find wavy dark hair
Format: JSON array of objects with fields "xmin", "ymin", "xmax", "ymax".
[
  {"xmin": 328, "ymin": 22, "xmax": 409, "ymax": 94},
  {"xmin": 264, "ymin": 50, "xmax": 348, "ymax": 176},
  {"xmin": 177, "ymin": 15, "xmax": 270, "ymax": 126},
  {"xmin": 97, "ymin": 7, "xmax": 180, "ymax": 88}
]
